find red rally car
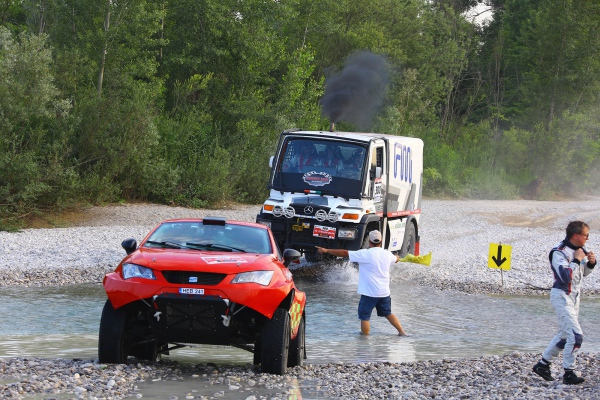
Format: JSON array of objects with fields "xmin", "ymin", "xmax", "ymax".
[{"xmin": 99, "ymin": 216, "xmax": 306, "ymax": 375}]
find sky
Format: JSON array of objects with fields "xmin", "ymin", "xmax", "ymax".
[{"xmin": 464, "ymin": 2, "xmax": 494, "ymax": 25}]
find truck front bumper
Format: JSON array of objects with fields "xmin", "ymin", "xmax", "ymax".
[{"xmin": 256, "ymin": 212, "xmax": 368, "ymax": 252}]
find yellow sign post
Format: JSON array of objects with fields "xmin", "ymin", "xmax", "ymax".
[{"xmin": 488, "ymin": 243, "xmax": 512, "ymax": 286}]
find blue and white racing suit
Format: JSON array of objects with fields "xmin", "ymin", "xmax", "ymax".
[{"xmin": 542, "ymin": 239, "xmax": 596, "ymax": 369}]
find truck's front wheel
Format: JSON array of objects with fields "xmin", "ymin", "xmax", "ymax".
[{"xmin": 400, "ymin": 223, "xmax": 416, "ymax": 257}]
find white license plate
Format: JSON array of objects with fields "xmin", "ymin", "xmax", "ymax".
[{"xmin": 179, "ymin": 288, "xmax": 204, "ymax": 295}]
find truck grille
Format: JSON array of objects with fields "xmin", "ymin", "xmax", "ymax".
[
  {"xmin": 290, "ymin": 204, "xmax": 330, "ymax": 217},
  {"xmin": 290, "ymin": 229, "xmax": 320, "ymax": 245}
]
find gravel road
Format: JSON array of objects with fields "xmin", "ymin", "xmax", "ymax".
[{"xmin": 1, "ymin": 199, "xmax": 600, "ymax": 399}]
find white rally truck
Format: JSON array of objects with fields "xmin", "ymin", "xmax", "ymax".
[{"xmin": 256, "ymin": 128, "xmax": 423, "ymax": 262}]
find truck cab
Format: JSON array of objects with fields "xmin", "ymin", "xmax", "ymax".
[{"xmin": 257, "ymin": 129, "xmax": 423, "ymax": 262}]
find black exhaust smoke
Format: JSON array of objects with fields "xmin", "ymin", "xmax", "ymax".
[{"xmin": 320, "ymin": 51, "xmax": 390, "ymax": 131}]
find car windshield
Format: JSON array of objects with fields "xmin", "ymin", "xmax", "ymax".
[
  {"xmin": 271, "ymin": 137, "xmax": 367, "ymax": 198},
  {"xmin": 144, "ymin": 222, "xmax": 271, "ymax": 253}
]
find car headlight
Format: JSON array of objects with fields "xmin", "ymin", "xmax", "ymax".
[
  {"xmin": 122, "ymin": 263, "xmax": 156, "ymax": 280},
  {"xmin": 231, "ymin": 270, "xmax": 274, "ymax": 286}
]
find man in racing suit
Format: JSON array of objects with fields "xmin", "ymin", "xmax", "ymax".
[{"xmin": 532, "ymin": 221, "xmax": 596, "ymax": 385}]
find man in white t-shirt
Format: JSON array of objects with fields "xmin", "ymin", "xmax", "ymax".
[{"xmin": 316, "ymin": 230, "xmax": 407, "ymax": 336}]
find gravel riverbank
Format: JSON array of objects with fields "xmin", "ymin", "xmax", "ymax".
[{"xmin": 2, "ymin": 199, "xmax": 600, "ymax": 399}]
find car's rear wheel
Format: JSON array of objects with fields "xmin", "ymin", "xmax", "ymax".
[
  {"xmin": 98, "ymin": 299, "xmax": 129, "ymax": 363},
  {"xmin": 261, "ymin": 308, "xmax": 290, "ymax": 375},
  {"xmin": 287, "ymin": 316, "xmax": 305, "ymax": 368},
  {"xmin": 132, "ymin": 340, "xmax": 163, "ymax": 362},
  {"xmin": 253, "ymin": 338, "xmax": 262, "ymax": 366}
]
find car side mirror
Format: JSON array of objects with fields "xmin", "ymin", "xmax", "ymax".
[
  {"xmin": 282, "ymin": 248, "xmax": 301, "ymax": 267},
  {"xmin": 269, "ymin": 155, "xmax": 274, "ymax": 168},
  {"xmin": 121, "ymin": 238, "xmax": 137, "ymax": 255}
]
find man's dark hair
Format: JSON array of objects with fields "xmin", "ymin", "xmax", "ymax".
[{"xmin": 566, "ymin": 221, "xmax": 589, "ymax": 239}]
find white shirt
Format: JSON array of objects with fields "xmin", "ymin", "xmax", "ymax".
[{"xmin": 349, "ymin": 247, "xmax": 397, "ymax": 297}]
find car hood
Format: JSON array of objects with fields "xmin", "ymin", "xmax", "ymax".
[{"xmin": 126, "ymin": 248, "xmax": 277, "ymax": 272}]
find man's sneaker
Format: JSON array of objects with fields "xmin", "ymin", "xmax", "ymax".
[
  {"xmin": 532, "ymin": 361, "xmax": 554, "ymax": 381},
  {"xmin": 563, "ymin": 370, "xmax": 585, "ymax": 385}
]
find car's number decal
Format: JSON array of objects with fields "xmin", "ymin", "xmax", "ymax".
[{"xmin": 179, "ymin": 288, "xmax": 205, "ymax": 295}]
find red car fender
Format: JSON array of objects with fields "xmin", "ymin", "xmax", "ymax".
[{"xmin": 289, "ymin": 290, "xmax": 307, "ymax": 339}]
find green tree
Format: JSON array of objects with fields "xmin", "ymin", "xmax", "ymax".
[{"xmin": 0, "ymin": 28, "xmax": 74, "ymax": 227}]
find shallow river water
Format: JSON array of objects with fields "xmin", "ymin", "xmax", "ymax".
[{"xmin": 2, "ymin": 263, "xmax": 600, "ymax": 398}]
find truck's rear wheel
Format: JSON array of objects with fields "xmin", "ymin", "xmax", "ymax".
[{"xmin": 400, "ymin": 223, "xmax": 416, "ymax": 257}]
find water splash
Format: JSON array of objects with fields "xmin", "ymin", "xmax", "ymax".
[{"xmin": 320, "ymin": 260, "xmax": 359, "ymax": 284}]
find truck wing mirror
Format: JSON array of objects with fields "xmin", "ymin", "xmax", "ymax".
[
  {"xmin": 269, "ymin": 155, "xmax": 274, "ymax": 168},
  {"xmin": 376, "ymin": 166, "xmax": 382, "ymax": 178},
  {"xmin": 282, "ymin": 248, "xmax": 301, "ymax": 267}
]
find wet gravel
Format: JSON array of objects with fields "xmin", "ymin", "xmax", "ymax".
[{"xmin": 2, "ymin": 199, "xmax": 600, "ymax": 399}]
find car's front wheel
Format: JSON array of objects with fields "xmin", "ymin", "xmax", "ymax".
[
  {"xmin": 261, "ymin": 308, "xmax": 290, "ymax": 375},
  {"xmin": 287, "ymin": 315, "xmax": 305, "ymax": 368},
  {"xmin": 98, "ymin": 299, "xmax": 129, "ymax": 363}
]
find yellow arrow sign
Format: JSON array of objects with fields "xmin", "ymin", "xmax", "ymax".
[{"xmin": 488, "ymin": 243, "xmax": 512, "ymax": 271}]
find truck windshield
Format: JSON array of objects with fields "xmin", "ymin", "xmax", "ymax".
[{"xmin": 271, "ymin": 138, "xmax": 367, "ymax": 198}]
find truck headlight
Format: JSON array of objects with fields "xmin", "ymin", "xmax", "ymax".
[
  {"xmin": 231, "ymin": 270, "xmax": 274, "ymax": 286},
  {"xmin": 122, "ymin": 263, "xmax": 156, "ymax": 280},
  {"xmin": 338, "ymin": 228, "xmax": 357, "ymax": 240},
  {"xmin": 327, "ymin": 211, "xmax": 339, "ymax": 222}
]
